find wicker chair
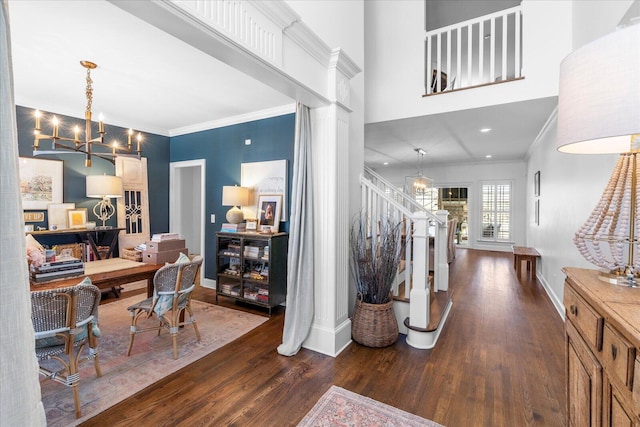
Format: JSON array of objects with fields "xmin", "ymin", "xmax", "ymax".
[
  {"xmin": 31, "ymin": 279, "xmax": 102, "ymax": 418},
  {"xmin": 126, "ymin": 255, "xmax": 203, "ymax": 359}
]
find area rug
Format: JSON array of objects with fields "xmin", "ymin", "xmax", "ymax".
[
  {"xmin": 298, "ymin": 386, "xmax": 444, "ymax": 427},
  {"xmin": 39, "ymin": 296, "xmax": 268, "ymax": 426}
]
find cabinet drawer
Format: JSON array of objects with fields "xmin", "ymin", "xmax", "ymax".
[
  {"xmin": 603, "ymin": 322, "xmax": 635, "ymax": 390},
  {"xmin": 564, "ymin": 283, "xmax": 603, "ymax": 351}
]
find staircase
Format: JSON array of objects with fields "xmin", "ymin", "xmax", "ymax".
[{"xmin": 361, "ymin": 167, "xmax": 453, "ymax": 349}]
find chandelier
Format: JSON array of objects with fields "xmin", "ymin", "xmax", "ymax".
[
  {"xmin": 33, "ymin": 60, "xmax": 142, "ymax": 167},
  {"xmin": 412, "ymin": 148, "xmax": 430, "ymax": 193}
]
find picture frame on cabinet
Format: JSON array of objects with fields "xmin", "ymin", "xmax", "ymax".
[{"xmin": 257, "ymin": 194, "xmax": 281, "ymax": 233}]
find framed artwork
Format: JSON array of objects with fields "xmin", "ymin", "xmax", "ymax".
[
  {"xmin": 257, "ymin": 194, "xmax": 282, "ymax": 233},
  {"xmin": 48, "ymin": 202, "xmax": 75, "ymax": 230},
  {"xmin": 535, "ymin": 199, "xmax": 540, "ymax": 226},
  {"xmin": 241, "ymin": 160, "xmax": 288, "ymax": 222},
  {"xmin": 534, "ymin": 171, "xmax": 540, "ymax": 197},
  {"xmin": 19, "ymin": 157, "xmax": 63, "ymax": 209},
  {"xmin": 246, "ymin": 218, "xmax": 258, "ymax": 231},
  {"xmin": 67, "ymin": 208, "xmax": 88, "ymax": 229}
]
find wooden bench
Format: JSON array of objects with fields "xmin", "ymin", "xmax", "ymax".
[{"xmin": 512, "ymin": 246, "xmax": 541, "ymax": 280}]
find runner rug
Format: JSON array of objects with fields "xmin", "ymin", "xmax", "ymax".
[
  {"xmin": 297, "ymin": 385, "xmax": 445, "ymax": 427},
  {"xmin": 39, "ymin": 295, "xmax": 268, "ymax": 426}
]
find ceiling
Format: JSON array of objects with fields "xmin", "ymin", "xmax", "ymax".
[
  {"xmin": 7, "ymin": 1, "xmax": 294, "ymax": 137},
  {"xmin": 8, "ymin": 0, "xmax": 556, "ymax": 169}
]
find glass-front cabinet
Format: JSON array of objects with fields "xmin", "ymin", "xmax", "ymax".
[{"xmin": 215, "ymin": 232, "xmax": 287, "ymax": 315}]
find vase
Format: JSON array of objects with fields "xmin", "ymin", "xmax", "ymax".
[{"xmin": 351, "ymin": 298, "xmax": 399, "ymax": 347}]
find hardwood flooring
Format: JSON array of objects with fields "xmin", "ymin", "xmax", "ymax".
[{"xmin": 83, "ymin": 248, "xmax": 566, "ymax": 426}]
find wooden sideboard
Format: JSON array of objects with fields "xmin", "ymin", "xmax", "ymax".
[
  {"xmin": 27, "ymin": 227, "xmax": 124, "ymax": 260},
  {"xmin": 563, "ymin": 267, "xmax": 640, "ymax": 426}
]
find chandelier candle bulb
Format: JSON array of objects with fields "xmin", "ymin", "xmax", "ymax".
[
  {"xmin": 35, "ymin": 109, "xmax": 41, "ymax": 130},
  {"xmin": 99, "ymin": 113, "xmax": 105, "ymax": 134},
  {"xmin": 52, "ymin": 116, "xmax": 58, "ymax": 139}
]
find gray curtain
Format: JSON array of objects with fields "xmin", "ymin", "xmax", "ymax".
[
  {"xmin": 0, "ymin": 1, "xmax": 47, "ymax": 424},
  {"xmin": 277, "ymin": 103, "xmax": 314, "ymax": 356}
]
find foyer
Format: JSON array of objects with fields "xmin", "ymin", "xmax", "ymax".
[{"xmin": 87, "ymin": 248, "xmax": 565, "ymax": 426}]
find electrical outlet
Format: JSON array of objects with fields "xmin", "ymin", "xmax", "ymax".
[{"xmin": 210, "ymin": 214, "xmax": 215, "ymax": 223}]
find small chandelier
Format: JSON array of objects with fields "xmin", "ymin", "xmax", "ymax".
[
  {"xmin": 33, "ymin": 60, "xmax": 142, "ymax": 167},
  {"xmin": 413, "ymin": 148, "xmax": 430, "ymax": 193}
]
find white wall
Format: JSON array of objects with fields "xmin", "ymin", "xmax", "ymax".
[
  {"xmin": 285, "ymin": 0, "xmax": 365, "ymax": 218},
  {"xmin": 525, "ymin": 0, "xmax": 635, "ymax": 315},
  {"xmin": 364, "ymin": 0, "xmax": 572, "ymax": 125},
  {"xmin": 374, "ymin": 160, "xmax": 527, "ymax": 251}
]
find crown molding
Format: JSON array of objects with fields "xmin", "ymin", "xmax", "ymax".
[
  {"xmin": 284, "ymin": 19, "xmax": 333, "ymax": 67},
  {"xmin": 248, "ymin": 0, "xmax": 299, "ymax": 30},
  {"xmin": 329, "ymin": 48, "xmax": 362, "ymax": 79},
  {"xmin": 168, "ymin": 103, "xmax": 296, "ymax": 137}
]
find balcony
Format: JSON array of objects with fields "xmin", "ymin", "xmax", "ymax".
[{"xmin": 425, "ymin": 6, "xmax": 523, "ymax": 95}]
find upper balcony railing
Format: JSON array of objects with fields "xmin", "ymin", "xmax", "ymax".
[{"xmin": 425, "ymin": 5, "xmax": 523, "ymax": 95}]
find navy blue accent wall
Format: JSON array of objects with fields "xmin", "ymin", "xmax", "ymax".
[
  {"xmin": 16, "ymin": 106, "xmax": 294, "ymax": 278},
  {"xmin": 16, "ymin": 106, "xmax": 170, "ymax": 236},
  {"xmin": 170, "ymin": 113, "xmax": 295, "ymax": 279}
]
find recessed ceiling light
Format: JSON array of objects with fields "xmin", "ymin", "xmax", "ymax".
[
  {"xmin": 485, "ymin": 154, "xmax": 492, "ymax": 158},
  {"xmin": 480, "ymin": 128, "xmax": 492, "ymax": 133},
  {"xmin": 383, "ymin": 162, "xmax": 389, "ymax": 166}
]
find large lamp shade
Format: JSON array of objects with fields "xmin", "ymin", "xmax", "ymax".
[
  {"xmin": 86, "ymin": 175, "xmax": 123, "ymax": 198},
  {"xmin": 557, "ymin": 24, "xmax": 640, "ymax": 154}
]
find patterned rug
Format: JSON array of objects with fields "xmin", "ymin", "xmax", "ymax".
[
  {"xmin": 39, "ymin": 295, "xmax": 268, "ymax": 426},
  {"xmin": 298, "ymin": 386, "xmax": 445, "ymax": 427}
]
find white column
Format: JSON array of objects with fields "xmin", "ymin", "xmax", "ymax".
[
  {"xmin": 409, "ymin": 212, "xmax": 429, "ymax": 329},
  {"xmin": 434, "ymin": 210, "xmax": 449, "ymax": 291},
  {"xmin": 302, "ymin": 49, "xmax": 360, "ymax": 357}
]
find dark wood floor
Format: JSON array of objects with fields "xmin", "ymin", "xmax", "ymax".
[{"xmin": 83, "ymin": 248, "xmax": 566, "ymax": 426}]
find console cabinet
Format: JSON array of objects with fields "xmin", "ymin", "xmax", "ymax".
[
  {"xmin": 563, "ymin": 268, "xmax": 640, "ymax": 426},
  {"xmin": 215, "ymin": 232, "xmax": 287, "ymax": 315}
]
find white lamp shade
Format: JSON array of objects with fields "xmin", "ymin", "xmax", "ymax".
[
  {"xmin": 222, "ymin": 186, "xmax": 249, "ymax": 206},
  {"xmin": 557, "ymin": 24, "xmax": 640, "ymax": 154},
  {"xmin": 86, "ymin": 175, "xmax": 123, "ymax": 198}
]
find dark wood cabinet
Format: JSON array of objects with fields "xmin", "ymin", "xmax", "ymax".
[{"xmin": 215, "ymin": 232, "xmax": 287, "ymax": 315}]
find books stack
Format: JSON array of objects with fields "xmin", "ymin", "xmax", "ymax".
[
  {"xmin": 219, "ymin": 283, "xmax": 240, "ymax": 296},
  {"xmin": 151, "ymin": 233, "xmax": 181, "ymax": 242},
  {"xmin": 220, "ymin": 223, "xmax": 246, "ymax": 233},
  {"xmin": 257, "ymin": 286, "xmax": 269, "ymax": 303},
  {"xmin": 30, "ymin": 257, "xmax": 84, "ymax": 282},
  {"xmin": 221, "ymin": 243, "xmax": 241, "ymax": 257},
  {"xmin": 261, "ymin": 246, "xmax": 270, "ymax": 261},
  {"xmin": 243, "ymin": 245, "xmax": 262, "ymax": 259}
]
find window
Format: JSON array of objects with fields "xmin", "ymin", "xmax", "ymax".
[{"xmin": 481, "ymin": 182, "xmax": 511, "ymax": 241}]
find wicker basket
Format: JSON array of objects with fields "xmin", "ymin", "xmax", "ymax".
[
  {"xmin": 351, "ymin": 298, "xmax": 399, "ymax": 347},
  {"xmin": 121, "ymin": 247, "xmax": 142, "ymax": 262}
]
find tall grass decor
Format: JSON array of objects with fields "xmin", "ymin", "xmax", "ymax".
[{"xmin": 350, "ymin": 214, "xmax": 403, "ymax": 304}]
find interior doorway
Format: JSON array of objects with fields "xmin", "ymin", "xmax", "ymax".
[
  {"xmin": 169, "ymin": 159, "xmax": 206, "ymax": 285},
  {"xmin": 439, "ymin": 187, "xmax": 469, "ymax": 245}
]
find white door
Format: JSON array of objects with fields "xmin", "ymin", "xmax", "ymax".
[
  {"xmin": 116, "ymin": 157, "xmax": 150, "ymax": 251},
  {"xmin": 170, "ymin": 159, "xmax": 207, "ymax": 286}
]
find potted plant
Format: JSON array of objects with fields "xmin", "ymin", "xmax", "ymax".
[{"xmin": 349, "ymin": 214, "xmax": 403, "ymax": 347}]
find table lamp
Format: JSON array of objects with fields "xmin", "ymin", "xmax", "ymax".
[
  {"xmin": 86, "ymin": 174, "xmax": 123, "ymax": 229},
  {"xmin": 222, "ymin": 185, "xmax": 249, "ymax": 224},
  {"xmin": 557, "ymin": 24, "xmax": 640, "ymax": 286}
]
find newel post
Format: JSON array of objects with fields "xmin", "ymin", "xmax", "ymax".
[{"xmin": 409, "ymin": 211, "xmax": 430, "ymax": 329}]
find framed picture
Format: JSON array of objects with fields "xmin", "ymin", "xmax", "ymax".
[
  {"xmin": 67, "ymin": 208, "xmax": 88, "ymax": 229},
  {"xmin": 246, "ymin": 218, "xmax": 258, "ymax": 231},
  {"xmin": 535, "ymin": 199, "xmax": 540, "ymax": 226},
  {"xmin": 534, "ymin": 171, "xmax": 540, "ymax": 197},
  {"xmin": 257, "ymin": 194, "xmax": 282, "ymax": 233},
  {"xmin": 19, "ymin": 157, "xmax": 63, "ymax": 209},
  {"xmin": 48, "ymin": 202, "xmax": 75, "ymax": 230},
  {"xmin": 241, "ymin": 160, "xmax": 288, "ymax": 222}
]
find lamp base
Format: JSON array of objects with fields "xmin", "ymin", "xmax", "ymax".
[
  {"xmin": 226, "ymin": 206, "xmax": 244, "ymax": 224},
  {"xmin": 597, "ymin": 270, "xmax": 640, "ymax": 288}
]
